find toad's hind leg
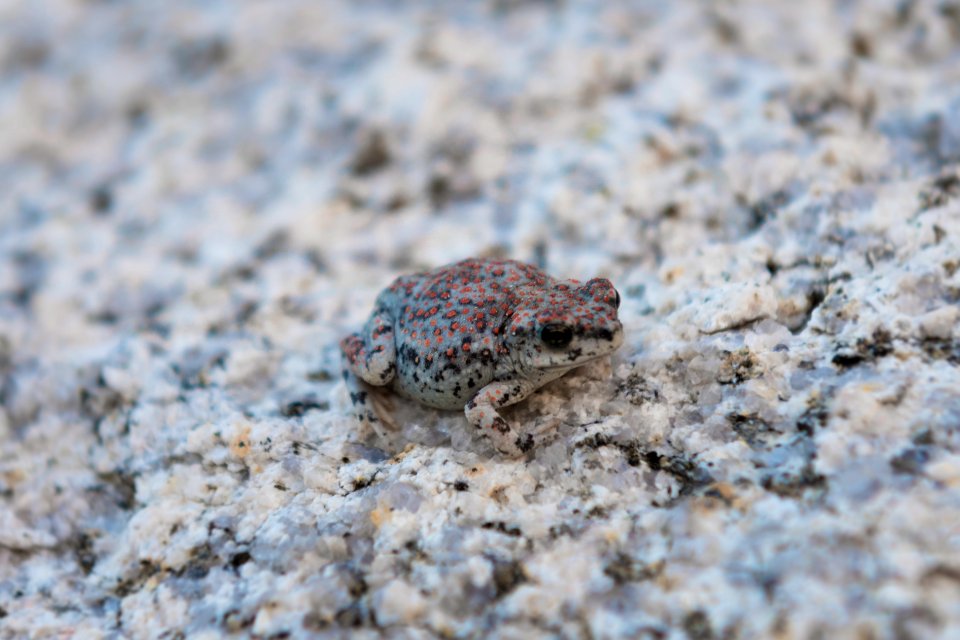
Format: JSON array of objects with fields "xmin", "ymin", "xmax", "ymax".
[
  {"xmin": 340, "ymin": 307, "xmax": 396, "ymax": 386},
  {"xmin": 340, "ymin": 366, "xmax": 396, "ymax": 441},
  {"xmin": 340, "ymin": 308, "xmax": 398, "ymax": 441}
]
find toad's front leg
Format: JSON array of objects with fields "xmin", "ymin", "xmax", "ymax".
[{"xmin": 465, "ymin": 378, "xmax": 545, "ymax": 457}]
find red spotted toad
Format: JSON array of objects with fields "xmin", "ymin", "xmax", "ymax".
[{"xmin": 341, "ymin": 258, "xmax": 624, "ymax": 456}]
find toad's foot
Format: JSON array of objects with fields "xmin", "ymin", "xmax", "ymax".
[{"xmin": 341, "ymin": 365, "xmax": 397, "ymax": 443}]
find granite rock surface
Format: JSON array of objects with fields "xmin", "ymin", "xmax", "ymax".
[{"xmin": 1, "ymin": 1, "xmax": 960, "ymax": 638}]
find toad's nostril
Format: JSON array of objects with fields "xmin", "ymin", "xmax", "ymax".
[{"xmin": 597, "ymin": 328, "xmax": 614, "ymax": 341}]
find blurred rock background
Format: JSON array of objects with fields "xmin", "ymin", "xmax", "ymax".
[{"xmin": 1, "ymin": 1, "xmax": 959, "ymax": 637}]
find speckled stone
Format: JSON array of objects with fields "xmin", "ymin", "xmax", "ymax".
[{"xmin": 1, "ymin": 1, "xmax": 960, "ymax": 638}]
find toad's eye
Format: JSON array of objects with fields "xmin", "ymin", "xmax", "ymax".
[
  {"xmin": 540, "ymin": 324, "xmax": 573, "ymax": 348},
  {"xmin": 613, "ymin": 289, "xmax": 621, "ymax": 309}
]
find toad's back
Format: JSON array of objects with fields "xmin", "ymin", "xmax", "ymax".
[{"xmin": 378, "ymin": 259, "xmax": 552, "ymax": 409}]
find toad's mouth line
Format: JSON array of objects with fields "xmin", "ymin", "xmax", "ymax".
[{"xmin": 538, "ymin": 352, "xmax": 615, "ymax": 370}]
